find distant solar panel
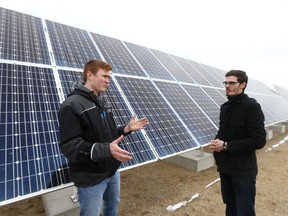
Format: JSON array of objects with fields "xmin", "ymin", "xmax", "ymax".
[
  {"xmin": 91, "ymin": 33, "xmax": 146, "ymax": 76},
  {"xmin": 188, "ymin": 60, "xmax": 221, "ymax": 87},
  {"xmin": 249, "ymin": 93, "xmax": 288, "ymax": 125},
  {"xmin": 199, "ymin": 64, "xmax": 225, "ymax": 88},
  {"xmin": 150, "ymin": 49, "xmax": 196, "ymax": 83},
  {"xmin": 274, "ymin": 85, "xmax": 288, "ymax": 102},
  {"xmin": 246, "ymin": 79, "xmax": 275, "ymax": 95},
  {"xmin": 124, "ymin": 42, "xmax": 175, "ymax": 80},
  {"xmin": 201, "ymin": 87, "xmax": 226, "ymax": 107},
  {"xmin": 207, "ymin": 67, "xmax": 227, "ymax": 86},
  {"xmin": 170, "ymin": 55, "xmax": 207, "ymax": 84}
]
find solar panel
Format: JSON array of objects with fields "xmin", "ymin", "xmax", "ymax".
[
  {"xmin": 45, "ymin": 21, "xmax": 101, "ymax": 68},
  {"xmin": 181, "ymin": 85, "xmax": 220, "ymax": 127},
  {"xmin": 154, "ymin": 81, "xmax": 218, "ymax": 145},
  {"xmin": 114, "ymin": 76, "xmax": 199, "ymax": 158},
  {"xmin": 201, "ymin": 87, "xmax": 226, "ymax": 107},
  {"xmin": 249, "ymin": 93, "xmax": 288, "ymax": 125},
  {"xmin": 124, "ymin": 42, "xmax": 175, "ymax": 80},
  {"xmin": 0, "ymin": 8, "xmax": 50, "ymax": 64},
  {"xmin": 58, "ymin": 69, "xmax": 82, "ymax": 95},
  {"xmin": 0, "ymin": 63, "xmax": 70, "ymax": 204},
  {"xmin": 170, "ymin": 55, "xmax": 206, "ymax": 85},
  {"xmin": 199, "ymin": 64, "xmax": 226, "ymax": 88},
  {"xmin": 186, "ymin": 60, "xmax": 215, "ymax": 86},
  {"xmin": 150, "ymin": 49, "xmax": 196, "ymax": 83},
  {"xmin": 104, "ymin": 78, "xmax": 157, "ymax": 169},
  {"xmin": 91, "ymin": 33, "xmax": 146, "ymax": 76},
  {"xmin": 246, "ymin": 79, "xmax": 275, "ymax": 95},
  {"xmin": 274, "ymin": 85, "xmax": 288, "ymax": 102}
]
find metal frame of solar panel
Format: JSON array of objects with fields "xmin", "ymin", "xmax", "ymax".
[{"xmin": 1, "ymin": 6, "xmax": 288, "ymax": 206}]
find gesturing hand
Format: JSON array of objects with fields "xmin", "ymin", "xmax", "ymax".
[
  {"xmin": 110, "ymin": 135, "xmax": 132, "ymax": 162},
  {"xmin": 125, "ymin": 113, "xmax": 149, "ymax": 133}
]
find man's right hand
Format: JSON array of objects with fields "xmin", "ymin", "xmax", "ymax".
[{"xmin": 110, "ymin": 135, "xmax": 132, "ymax": 162}]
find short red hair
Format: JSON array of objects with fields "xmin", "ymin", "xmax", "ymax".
[{"xmin": 83, "ymin": 59, "xmax": 112, "ymax": 83}]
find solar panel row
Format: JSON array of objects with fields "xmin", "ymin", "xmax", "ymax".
[
  {"xmin": 1, "ymin": 6, "xmax": 288, "ymax": 205},
  {"xmin": 274, "ymin": 85, "xmax": 288, "ymax": 102}
]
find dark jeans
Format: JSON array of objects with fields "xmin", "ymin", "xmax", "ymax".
[{"xmin": 220, "ymin": 173, "xmax": 256, "ymax": 216}]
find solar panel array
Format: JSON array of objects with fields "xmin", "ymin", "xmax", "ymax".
[
  {"xmin": 1, "ymin": 7, "xmax": 288, "ymax": 205},
  {"xmin": 274, "ymin": 85, "xmax": 288, "ymax": 102}
]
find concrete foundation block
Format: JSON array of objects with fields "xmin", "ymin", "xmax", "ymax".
[
  {"xmin": 164, "ymin": 150, "xmax": 214, "ymax": 172},
  {"xmin": 266, "ymin": 129, "xmax": 273, "ymax": 140},
  {"xmin": 268, "ymin": 125, "xmax": 285, "ymax": 133},
  {"xmin": 42, "ymin": 186, "xmax": 80, "ymax": 216}
]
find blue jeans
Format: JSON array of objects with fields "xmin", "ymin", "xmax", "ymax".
[
  {"xmin": 220, "ymin": 173, "xmax": 256, "ymax": 216},
  {"xmin": 77, "ymin": 170, "xmax": 120, "ymax": 216}
]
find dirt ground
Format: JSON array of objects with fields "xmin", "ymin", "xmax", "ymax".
[{"xmin": 1, "ymin": 131, "xmax": 288, "ymax": 216}]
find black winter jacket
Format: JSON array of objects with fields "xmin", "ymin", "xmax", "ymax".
[
  {"xmin": 214, "ymin": 93, "xmax": 266, "ymax": 176},
  {"xmin": 58, "ymin": 82, "xmax": 128, "ymax": 187}
]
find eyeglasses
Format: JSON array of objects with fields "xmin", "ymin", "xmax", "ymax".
[{"xmin": 223, "ymin": 81, "xmax": 240, "ymax": 86}]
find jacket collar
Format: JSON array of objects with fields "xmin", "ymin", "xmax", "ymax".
[
  {"xmin": 68, "ymin": 81, "xmax": 105, "ymax": 108},
  {"xmin": 226, "ymin": 92, "xmax": 247, "ymax": 104}
]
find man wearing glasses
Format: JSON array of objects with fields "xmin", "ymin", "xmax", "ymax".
[{"xmin": 210, "ymin": 70, "xmax": 266, "ymax": 216}]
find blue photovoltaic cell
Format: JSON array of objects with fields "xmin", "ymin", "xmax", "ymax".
[
  {"xmin": 91, "ymin": 33, "xmax": 147, "ymax": 76},
  {"xmin": 186, "ymin": 60, "xmax": 218, "ymax": 87},
  {"xmin": 150, "ymin": 49, "xmax": 195, "ymax": 83},
  {"xmin": 199, "ymin": 64, "xmax": 225, "ymax": 88},
  {"xmin": 212, "ymin": 67, "xmax": 226, "ymax": 82},
  {"xmin": 0, "ymin": 8, "xmax": 50, "ymax": 64},
  {"xmin": 124, "ymin": 42, "xmax": 175, "ymax": 80},
  {"xmin": 114, "ymin": 76, "xmax": 199, "ymax": 158},
  {"xmin": 249, "ymin": 93, "xmax": 288, "ymax": 125},
  {"xmin": 154, "ymin": 81, "xmax": 217, "ymax": 145},
  {"xmin": 201, "ymin": 87, "xmax": 226, "ymax": 107},
  {"xmin": 0, "ymin": 63, "xmax": 70, "ymax": 202},
  {"xmin": 246, "ymin": 79, "xmax": 275, "ymax": 95},
  {"xmin": 170, "ymin": 55, "xmax": 209, "ymax": 85},
  {"xmin": 58, "ymin": 70, "xmax": 82, "ymax": 95},
  {"xmin": 253, "ymin": 95, "xmax": 278, "ymax": 125},
  {"xmin": 46, "ymin": 20, "xmax": 101, "ymax": 68},
  {"xmin": 57, "ymin": 70, "xmax": 156, "ymax": 169},
  {"xmin": 181, "ymin": 85, "xmax": 220, "ymax": 126}
]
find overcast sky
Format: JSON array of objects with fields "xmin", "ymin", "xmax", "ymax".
[{"xmin": 1, "ymin": 0, "xmax": 288, "ymax": 88}]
